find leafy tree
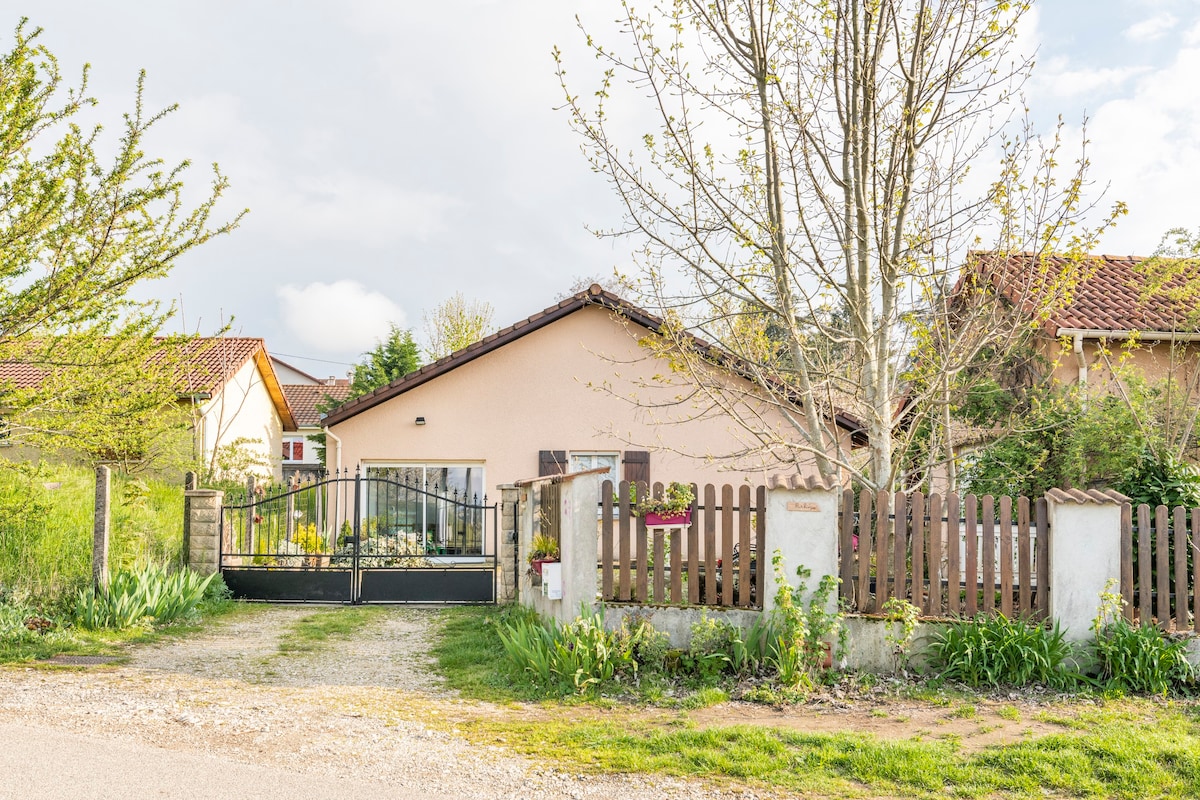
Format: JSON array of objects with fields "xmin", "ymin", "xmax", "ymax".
[
  {"xmin": 0, "ymin": 22, "xmax": 243, "ymax": 469},
  {"xmin": 421, "ymin": 293, "xmax": 494, "ymax": 361},
  {"xmin": 556, "ymin": 0, "xmax": 1122, "ymax": 490},
  {"xmin": 349, "ymin": 326, "xmax": 421, "ymax": 398}
]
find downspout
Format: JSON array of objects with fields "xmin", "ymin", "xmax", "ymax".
[
  {"xmin": 1073, "ymin": 333, "xmax": 1088, "ymax": 410},
  {"xmin": 323, "ymin": 424, "xmax": 342, "ymax": 474}
]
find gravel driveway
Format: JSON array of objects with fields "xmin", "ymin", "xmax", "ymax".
[{"xmin": 0, "ymin": 606, "xmax": 762, "ymax": 800}]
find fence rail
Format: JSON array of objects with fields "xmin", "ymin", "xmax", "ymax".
[
  {"xmin": 839, "ymin": 490, "xmax": 1048, "ymax": 619},
  {"xmin": 1120, "ymin": 503, "xmax": 1200, "ymax": 631},
  {"xmin": 597, "ymin": 480, "xmax": 765, "ymax": 609}
]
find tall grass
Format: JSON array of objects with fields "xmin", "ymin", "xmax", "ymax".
[{"xmin": 0, "ymin": 464, "xmax": 185, "ymax": 602}]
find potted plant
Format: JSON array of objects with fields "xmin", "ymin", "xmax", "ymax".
[
  {"xmin": 528, "ymin": 533, "xmax": 560, "ymax": 576},
  {"xmin": 637, "ymin": 481, "xmax": 695, "ymax": 528}
]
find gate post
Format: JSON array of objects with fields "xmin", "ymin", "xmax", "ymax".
[
  {"xmin": 763, "ymin": 474, "xmax": 840, "ymax": 617},
  {"xmin": 185, "ymin": 489, "xmax": 225, "ymax": 575},
  {"xmin": 496, "ymin": 484, "xmax": 519, "ymax": 602},
  {"xmin": 1045, "ymin": 488, "xmax": 1126, "ymax": 642}
]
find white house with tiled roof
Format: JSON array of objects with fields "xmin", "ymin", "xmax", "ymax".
[
  {"xmin": 0, "ymin": 337, "xmax": 297, "ymax": 480},
  {"xmin": 178, "ymin": 338, "xmax": 297, "ymax": 481}
]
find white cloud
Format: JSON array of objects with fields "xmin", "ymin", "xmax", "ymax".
[
  {"xmin": 276, "ymin": 281, "xmax": 407, "ymax": 354},
  {"xmin": 1185, "ymin": 19, "xmax": 1200, "ymax": 46},
  {"xmin": 1035, "ymin": 57, "xmax": 1149, "ymax": 97},
  {"xmin": 1124, "ymin": 12, "xmax": 1177, "ymax": 43},
  {"xmin": 1063, "ymin": 44, "xmax": 1200, "ymax": 253}
]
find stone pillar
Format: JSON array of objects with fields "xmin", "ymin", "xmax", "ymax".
[
  {"xmin": 186, "ymin": 489, "xmax": 225, "ymax": 576},
  {"xmin": 93, "ymin": 465, "xmax": 111, "ymax": 590},
  {"xmin": 496, "ymin": 484, "xmax": 519, "ymax": 602},
  {"xmin": 763, "ymin": 474, "xmax": 840, "ymax": 617},
  {"xmin": 1045, "ymin": 488, "xmax": 1126, "ymax": 642}
]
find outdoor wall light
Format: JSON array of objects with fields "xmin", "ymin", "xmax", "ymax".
[{"xmin": 415, "ymin": 416, "xmax": 426, "ymax": 425}]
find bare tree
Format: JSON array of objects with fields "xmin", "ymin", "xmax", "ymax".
[
  {"xmin": 422, "ymin": 293, "xmax": 495, "ymax": 361},
  {"xmin": 556, "ymin": 0, "xmax": 1123, "ymax": 490}
]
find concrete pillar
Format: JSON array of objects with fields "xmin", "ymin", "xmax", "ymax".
[
  {"xmin": 558, "ymin": 471, "xmax": 601, "ymax": 623},
  {"xmin": 92, "ymin": 465, "xmax": 111, "ymax": 590},
  {"xmin": 496, "ymin": 484, "xmax": 519, "ymax": 602},
  {"xmin": 763, "ymin": 474, "xmax": 840, "ymax": 616},
  {"xmin": 1045, "ymin": 488, "xmax": 1126, "ymax": 642},
  {"xmin": 185, "ymin": 489, "xmax": 225, "ymax": 576}
]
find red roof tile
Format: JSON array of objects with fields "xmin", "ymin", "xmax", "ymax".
[
  {"xmin": 281, "ymin": 384, "xmax": 352, "ymax": 427},
  {"xmin": 974, "ymin": 251, "xmax": 1200, "ymax": 334}
]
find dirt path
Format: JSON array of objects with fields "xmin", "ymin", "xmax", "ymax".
[
  {"xmin": 0, "ymin": 607, "xmax": 751, "ymax": 800},
  {"xmin": 0, "ymin": 605, "xmax": 1074, "ymax": 799}
]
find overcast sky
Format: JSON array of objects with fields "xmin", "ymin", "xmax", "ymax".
[{"xmin": 15, "ymin": 1, "xmax": 1200, "ymax": 376}]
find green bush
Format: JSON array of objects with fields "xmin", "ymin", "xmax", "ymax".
[
  {"xmin": 928, "ymin": 614, "xmax": 1078, "ymax": 689},
  {"xmin": 497, "ymin": 605, "xmax": 640, "ymax": 694},
  {"xmin": 1090, "ymin": 588, "xmax": 1195, "ymax": 695},
  {"xmin": 73, "ymin": 566, "xmax": 214, "ymax": 630}
]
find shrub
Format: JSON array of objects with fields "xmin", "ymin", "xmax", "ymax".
[
  {"xmin": 497, "ymin": 605, "xmax": 640, "ymax": 694},
  {"xmin": 928, "ymin": 614, "xmax": 1077, "ymax": 689},
  {"xmin": 761, "ymin": 554, "xmax": 845, "ymax": 687},
  {"xmin": 1090, "ymin": 585, "xmax": 1195, "ymax": 695},
  {"xmin": 74, "ymin": 566, "xmax": 215, "ymax": 630}
]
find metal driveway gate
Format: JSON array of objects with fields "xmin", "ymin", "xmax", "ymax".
[{"xmin": 219, "ymin": 470, "xmax": 498, "ymax": 603}]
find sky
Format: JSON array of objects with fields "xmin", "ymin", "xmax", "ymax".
[{"xmin": 13, "ymin": 1, "xmax": 1200, "ymax": 377}]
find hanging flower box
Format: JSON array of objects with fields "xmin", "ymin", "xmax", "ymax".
[
  {"xmin": 530, "ymin": 557, "xmax": 558, "ymax": 577},
  {"xmin": 643, "ymin": 510, "xmax": 692, "ymax": 528}
]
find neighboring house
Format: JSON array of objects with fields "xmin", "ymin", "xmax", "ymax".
[
  {"xmin": 322, "ymin": 285, "xmax": 864, "ymax": 500},
  {"xmin": 280, "ymin": 381, "xmax": 351, "ymax": 480},
  {"xmin": 181, "ymin": 338, "xmax": 297, "ymax": 481},
  {"xmin": 974, "ymin": 251, "xmax": 1200, "ymax": 394}
]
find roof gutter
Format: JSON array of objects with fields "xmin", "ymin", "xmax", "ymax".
[{"xmin": 1055, "ymin": 328, "xmax": 1200, "ymax": 343}]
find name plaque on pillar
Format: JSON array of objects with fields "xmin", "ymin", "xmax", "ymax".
[{"xmin": 786, "ymin": 501, "xmax": 820, "ymax": 512}]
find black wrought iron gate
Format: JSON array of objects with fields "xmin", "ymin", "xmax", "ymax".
[{"xmin": 219, "ymin": 470, "xmax": 498, "ymax": 603}]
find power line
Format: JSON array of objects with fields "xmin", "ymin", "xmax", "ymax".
[{"xmin": 271, "ymin": 351, "xmax": 356, "ymax": 367}]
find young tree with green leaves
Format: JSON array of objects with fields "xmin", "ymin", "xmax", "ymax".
[
  {"xmin": 0, "ymin": 21, "xmax": 244, "ymax": 470},
  {"xmin": 421, "ymin": 293, "xmax": 495, "ymax": 361},
  {"xmin": 556, "ymin": 0, "xmax": 1122, "ymax": 491}
]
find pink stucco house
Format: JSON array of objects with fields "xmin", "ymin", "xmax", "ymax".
[{"xmin": 321, "ymin": 285, "xmax": 863, "ymax": 500}]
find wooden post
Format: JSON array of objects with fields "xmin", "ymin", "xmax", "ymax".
[{"xmin": 92, "ymin": 465, "xmax": 111, "ymax": 590}]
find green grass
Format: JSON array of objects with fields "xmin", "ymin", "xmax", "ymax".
[
  {"xmin": 429, "ymin": 606, "xmax": 1200, "ymax": 798},
  {"xmin": 0, "ymin": 463, "xmax": 185, "ymax": 601},
  {"xmin": 458, "ymin": 705, "xmax": 1200, "ymax": 798},
  {"xmin": 0, "ymin": 592, "xmax": 248, "ymax": 664},
  {"xmin": 275, "ymin": 607, "xmax": 382, "ymax": 655}
]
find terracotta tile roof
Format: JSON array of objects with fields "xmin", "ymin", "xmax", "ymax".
[
  {"xmin": 0, "ymin": 337, "xmax": 297, "ymax": 430},
  {"xmin": 282, "ymin": 384, "xmax": 352, "ymax": 428},
  {"xmin": 974, "ymin": 251, "xmax": 1200, "ymax": 334},
  {"xmin": 322, "ymin": 284, "xmax": 866, "ymax": 443},
  {"xmin": 0, "ymin": 361, "xmax": 46, "ymax": 390},
  {"xmin": 170, "ymin": 338, "xmax": 264, "ymax": 394}
]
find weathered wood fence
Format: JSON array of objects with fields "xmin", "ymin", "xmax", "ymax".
[
  {"xmin": 598, "ymin": 480, "xmax": 765, "ymax": 609},
  {"xmin": 838, "ymin": 491, "xmax": 1049, "ymax": 619},
  {"xmin": 1121, "ymin": 503, "xmax": 1200, "ymax": 631}
]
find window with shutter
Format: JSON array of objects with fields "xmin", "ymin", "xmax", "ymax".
[
  {"xmin": 622, "ymin": 450, "xmax": 650, "ymax": 486},
  {"xmin": 538, "ymin": 450, "xmax": 567, "ymax": 476}
]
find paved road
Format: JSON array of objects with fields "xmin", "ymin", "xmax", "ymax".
[{"xmin": 0, "ymin": 721, "xmax": 449, "ymax": 800}]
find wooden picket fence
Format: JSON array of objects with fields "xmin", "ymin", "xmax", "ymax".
[
  {"xmin": 1120, "ymin": 503, "xmax": 1200, "ymax": 631},
  {"xmin": 598, "ymin": 481, "xmax": 765, "ymax": 609},
  {"xmin": 838, "ymin": 490, "xmax": 1049, "ymax": 619}
]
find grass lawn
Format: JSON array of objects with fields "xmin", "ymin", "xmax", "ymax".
[
  {"xmin": 0, "ymin": 591, "xmax": 250, "ymax": 664},
  {"xmin": 432, "ymin": 606, "xmax": 1200, "ymax": 799}
]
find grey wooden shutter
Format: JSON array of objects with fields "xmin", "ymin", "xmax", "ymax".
[
  {"xmin": 538, "ymin": 450, "xmax": 567, "ymax": 476},
  {"xmin": 623, "ymin": 450, "xmax": 650, "ymax": 485}
]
